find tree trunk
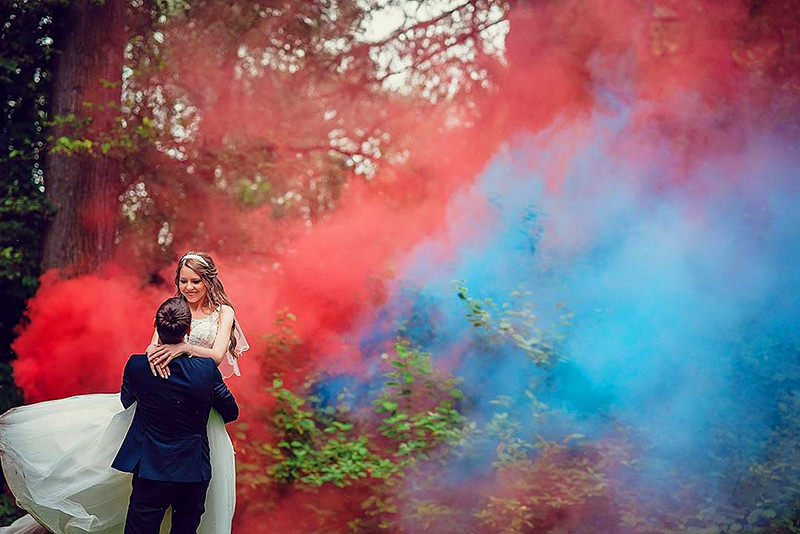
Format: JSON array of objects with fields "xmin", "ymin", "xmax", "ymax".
[{"xmin": 42, "ymin": 0, "xmax": 125, "ymax": 276}]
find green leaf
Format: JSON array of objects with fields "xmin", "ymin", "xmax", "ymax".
[{"xmin": 378, "ymin": 400, "xmax": 398, "ymax": 412}]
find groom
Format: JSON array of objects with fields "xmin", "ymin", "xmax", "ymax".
[{"xmin": 112, "ymin": 297, "xmax": 239, "ymax": 534}]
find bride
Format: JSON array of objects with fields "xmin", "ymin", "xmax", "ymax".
[{"xmin": 0, "ymin": 252, "xmax": 247, "ymax": 534}]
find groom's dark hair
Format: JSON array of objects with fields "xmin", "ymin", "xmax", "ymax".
[{"xmin": 155, "ymin": 297, "xmax": 192, "ymax": 345}]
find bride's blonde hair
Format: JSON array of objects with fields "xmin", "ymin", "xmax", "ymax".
[{"xmin": 174, "ymin": 251, "xmax": 237, "ymax": 354}]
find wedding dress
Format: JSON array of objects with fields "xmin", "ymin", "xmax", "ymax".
[{"xmin": 0, "ymin": 308, "xmax": 246, "ymax": 534}]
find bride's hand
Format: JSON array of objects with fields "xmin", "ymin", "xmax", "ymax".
[
  {"xmin": 145, "ymin": 344, "xmax": 162, "ymax": 377},
  {"xmin": 147, "ymin": 342, "xmax": 189, "ymax": 378}
]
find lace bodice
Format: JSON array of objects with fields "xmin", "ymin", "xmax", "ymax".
[
  {"xmin": 187, "ymin": 308, "xmax": 219, "ymax": 349},
  {"xmin": 185, "ymin": 306, "xmax": 247, "ymax": 378}
]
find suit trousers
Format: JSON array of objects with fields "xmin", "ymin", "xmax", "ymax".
[{"xmin": 124, "ymin": 475, "xmax": 211, "ymax": 534}]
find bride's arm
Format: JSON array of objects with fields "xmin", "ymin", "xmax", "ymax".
[
  {"xmin": 185, "ymin": 306, "xmax": 234, "ymax": 365},
  {"xmin": 145, "ymin": 328, "xmax": 162, "ymax": 377},
  {"xmin": 145, "ymin": 328, "xmax": 159, "ymax": 355},
  {"xmin": 148, "ymin": 307, "xmax": 235, "ymax": 376}
]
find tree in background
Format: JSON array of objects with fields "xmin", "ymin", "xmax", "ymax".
[
  {"xmin": 2, "ymin": 0, "xmax": 800, "ymax": 531},
  {"xmin": 40, "ymin": 0, "xmax": 126, "ymax": 275},
  {"xmin": 112, "ymin": 0, "xmax": 509, "ymax": 265},
  {"xmin": 0, "ymin": 0, "xmax": 59, "ymax": 410},
  {"xmin": 0, "ymin": 0, "xmax": 59, "ymax": 523}
]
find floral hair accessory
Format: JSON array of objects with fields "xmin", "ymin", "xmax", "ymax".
[{"xmin": 181, "ymin": 253, "xmax": 209, "ymax": 267}]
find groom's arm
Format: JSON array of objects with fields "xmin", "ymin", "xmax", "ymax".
[
  {"xmin": 120, "ymin": 357, "xmax": 137, "ymax": 408},
  {"xmin": 211, "ymin": 366, "xmax": 239, "ymax": 423}
]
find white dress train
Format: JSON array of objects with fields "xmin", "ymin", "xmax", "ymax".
[{"xmin": 0, "ymin": 308, "xmax": 242, "ymax": 534}]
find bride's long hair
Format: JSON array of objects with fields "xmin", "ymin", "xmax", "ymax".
[{"xmin": 174, "ymin": 251, "xmax": 237, "ymax": 354}]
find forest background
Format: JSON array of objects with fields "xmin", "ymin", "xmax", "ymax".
[{"xmin": 2, "ymin": 0, "xmax": 800, "ymax": 532}]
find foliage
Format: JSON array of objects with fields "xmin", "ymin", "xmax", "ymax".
[
  {"xmin": 264, "ymin": 376, "xmax": 398, "ymax": 487},
  {"xmin": 0, "ymin": 493, "xmax": 24, "ymax": 528},
  {"xmin": 261, "ymin": 309, "xmax": 302, "ymax": 365},
  {"xmin": 2, "ymin": 0, "xmax": 800, "ymax": 531},
  {"xmin": 374, "ymin": 342, "xmax": 465, "ymax": 457},
  {"xmin": 476, "ymin": 437, "xmax": 631, "ymax": 534},
  {"xmin": 1, "ymin": 0, "xmax": 60, "ymax": 167},
  {"xmin": 0, "ymin": 0, "xmax": 56, "ymax": 294},
  {"xmin": 0, "ymin": 190, "xmax": 50, "ymax": 293},
  {"xmin": 0, "ymin": 0, "xmax": 54, "ymax": 412},
  {"xmin": 455, "ymin": 282, "xmax": 570, "ymax": 366},
  {"xmin": 0, "ymin": 181, "xmax": 46, "ymax": 417},
  {"xmin": 102, "ymin": 0, "xmax": 510, "ymax": 264},
  {"xmin": 242, "ymin": 282, "xmax": 800, "ymax": 534},
  {"xmin": 263, "ymin": 341, "xmax": 465, "ymax": 489},
  {"xmin": 0, "ymin": 2, "xmax": 59, "ymax": 518},
  {"xmin": 243, "ymin": 340, "xmax": 469, "ymax": 532}
]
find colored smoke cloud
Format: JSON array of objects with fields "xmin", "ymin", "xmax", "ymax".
[
  {"xmin": 378, "ymin": 108, "xmax": 800, "ymax": 498},
  {"xmin": 10, "ymin": 0, "xmax": 800, "ymax": 530}
]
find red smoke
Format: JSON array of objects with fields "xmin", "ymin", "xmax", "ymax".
[
  {"xmin": 12, "ymin": 270, "xmax": 161, "ymax": 401},
  {"xmin": 11, "ymin": 0, "xmax": 800, "ymax": 532}
]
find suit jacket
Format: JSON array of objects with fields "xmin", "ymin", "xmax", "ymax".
[{"xmin": 111, "ymin": 354, "xmax": 239, "ymax": 482}]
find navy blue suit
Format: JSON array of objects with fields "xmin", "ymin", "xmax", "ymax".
[{"xmin": 112, "ymin": 354, "xmax": 238, "ymax": 534}]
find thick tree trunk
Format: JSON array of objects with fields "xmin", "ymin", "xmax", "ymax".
[{"xmin": 42, "ymin": 0, "xmax": 125, "ymax": 276}]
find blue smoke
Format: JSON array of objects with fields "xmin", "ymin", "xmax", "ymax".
[{"xmin": 360, "ymin": 110, "xmax": 800, "ymax": 509}]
